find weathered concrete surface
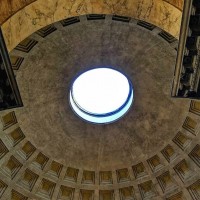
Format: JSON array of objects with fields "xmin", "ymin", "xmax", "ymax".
[{"xmin": 14, "ymin": 19, "xmax": 189, "ymax": 170}]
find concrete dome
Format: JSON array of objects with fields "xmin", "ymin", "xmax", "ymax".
[{"xmin": 0, "ymin": 1, "xmax": 199, "ymax": 200}]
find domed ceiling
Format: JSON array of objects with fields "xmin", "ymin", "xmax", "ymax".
[
  {"xmin": 13, "ymin": 16, "xmax": 189, "ymax": 170},
  {"xmin": 0, "ymin": 1, "xmax": 199, "ymax": 200}
]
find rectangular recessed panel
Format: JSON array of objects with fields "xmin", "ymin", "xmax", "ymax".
[
  {"xmin": 48, "ymin": 161, "xmax": 63, "ymax": 178},
  {"xmin": 166, "ymin": 192, "xmax": 185, "ymax": 200},
  {"xmin": 161, "ymin": 145, "xmax": 178, "ymax": 163},
  {"xmin": 19, "ymin": 141, "xmax": 36, "ymax": 160},
  {"xmin": 116, "ymin": 168, "xmax": 130, "ymax": 182},
  {"xmin": 58, "ymin": 185, "xmax": 75, "ymax": 200},
  {"xmin": 99, "ymin": 190, "xmax": 114, "ymax": 200},
  {"xmin": 82, "ymin": 170, "xmax": 95, "ymax": 184},
  {"xmin": 37, "ymin": 178, "xmax": 56, "ymax": 199},
  {"xmin": 112, "ymin": 15, "xmax": 130, "ymax": 23},
  {"xmin": 147, "ymin": 155, "xmax": 164, "ymax": 173},
  {"xmin": 1, "ymin": 111, "xmax": 17, "ymax": 129},
  {"xmin": 0, "ymin": 180, "xmax": 7, "ymax": 198},
  {"xmin": 190, "ymin": 100, "xmax": 200, "ymax": 115},
  {"xmin": 11, "ymin": 190, "xmax": 28, "ymax": 200},
  {"xmin": 64, "ymin": 167, "xmax": 79, "ymax": 182},
  {"xmin": 1, "ymin": 156, "xmax": 22, "ymax": 179},
  {"xmin": 15, "ymin": 38, "xmax": 38, "ymax": 53},
  {"xmin": 172, "ymin": 132, "xmax": 192, "ymax": 150},
  {"xmin": 37, "ymin": 25, "xmax": 57, "ymax": 38},
  {"xmin": 80, "ymin": 190, "xmax": 94, "ymax": 200},
  {"xmin": 159, "ymin": 30, "xmax": 176, "ymax": 43},
  {"xmin": 137, "ymin": 20, "xmax": 155, "ymax": 30},
  {"xmin": 100, "ymin": 171, "xmax": 113, "ymax": 185},
  {"xmin": 17, "ymin": 168, "xmax": 39, "ymax": 191},
  {"xmin": 182, "ymin": 116, "xmax": 197, "ymax": 135},
  {"xmin": 0, "ymin": 139, "xmax": 9, "ymax": 159},
  {"xmin": 138, "ymin": 180, "xmax": 157, "ymax": 200},
  {"xmin": 119, "ymin": 187, "xmax": 136, "ymax": 200},
  {"xmin": 156, "ymin": 171, "xmax": 177, "ymax": 193},
  {"xmin": 174, "ymin": 159, "xmax": 195, "ymax": 183},
  {"xmin": 132, "ymin": 162, "xmax": 148, "ymax": 179},
  {"xmin": 60, "ymin": 17, "xmax": 80, "ymax": 27},
  {"xmin": 33, "ymin": 152, "xmax": 49, "ymax": 170},
  {"xmin": 87, "ymin": 14, "xmax": 105, "ymax": 20},
  {"xmin": 10, "ymin": 56, "xmax": 24, "ymax": 70},
  {"xmin": 187, "ymin": 179, "xmax": 200, "ymax": 200},
  {"xmin": 8, "ymin": 127, "xmax": 25, "ymax": 147},
  {"xmin": 189, "ymin": 144, "xmax": 200, "ymax": 167}
]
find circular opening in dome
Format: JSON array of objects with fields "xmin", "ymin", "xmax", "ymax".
[{"xmin": 69, "ymin": 68, "xmax": 133, "ymax": 124}]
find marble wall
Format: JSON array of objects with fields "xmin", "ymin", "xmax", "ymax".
[
  {"xmin": 0, "ymin": 0, "xmax": 36, "ymax": 25},
  {"xmin": 1, "ymin": 0, "xmax": 183, "ymax": 52},
  {"xmin": 164, "ymin": 0, "xmax": 184, "ymax": 10},
  {"xmin": 0, "ymin": 0, "xmax": 184, "ymax": 26}
]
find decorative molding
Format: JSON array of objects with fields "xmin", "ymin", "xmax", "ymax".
[
  {"xmin": 99, "ymin": 171, "xmax": 112, "ymax": 185},
  {"xmin": 15, "ymin": 38, "xmax": 38, "ymax": 53},
  {"xmin": 161, "ymin": 145, "xmax": 178, "ymax": 163},
  {"xmin": 132, "ymin": 162, "xmax": 148, "ymax": 179},
  {"xmin": 60, "ymin": 17, "xmax": 80, "ymax": 27},
  {"xmin": 189, "ymin": 144, "xmax": 200, "ymax": 167},
  {"xmin": 37, "ymin": 25, "xmax": 57, "ymax": 38},
  {"xmin": 137, "ymin": 20, "xmax": 155, "ymax": 31},
  {"xmin": 158, "ymin": 30, "xmax": 176, "ymax": 43},
  {"xmin": 187, "ymin": 179, "xmax": 200, "ymax": 200},
  {"xmin": 80, "ymin": 189, "xmax": 94, "ymax": 200},
  {"xmin": 87, "ymin": 14, "xmax": 105, "ymax": 20},
  {"xmin": 82, "ymin": 170, "xmax": 95, "ymax": 184},
  {"xmin": 10, "ymin": 55, "xmax": 24, "ymax": 70},
  {"xmin": 172, "ymin": 0, "xmax": 200, "ymax": 98},
  {"xmin": 138, "ymin": 180, "xmax": 157, "ymax": 200},
  {"xmin": 157, "ymin": 171, "xmax": 177, "ymax": 193},
  {"xmin": 64, "ymin": 167, "xmax": 79, "ymax": 183},
  {"xmin": 58, "ymin": 185, "xmax": 74, "ymax": 200},
  {"xmin": 116, "ymin": 168, "xmax": 130, "ymax": 183},
  {"xmin": 112, "ymin": 15, "xmax": 130, "ymax": 23},
  {"xmin": 1, "ymin": 111, "xmax": 17, "ymax": 130},
  {"xmin": 17, "ymin": 168, "xmax": 39, "ymax": 192}
]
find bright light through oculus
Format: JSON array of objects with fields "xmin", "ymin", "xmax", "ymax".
[{"xmin": 69, "ymin": 68, "xmax": 133, "ymax": 124}]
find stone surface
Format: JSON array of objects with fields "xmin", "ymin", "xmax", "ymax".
[
  {"xmin": 0, "ymin": 0, "xmax": 184, "ymax": 26},
  {"xmin": 164, "ymin": 0, "xmax": 184, "ymax": 10},
  {"xmin": 1, "ymin": 0, "xmax": 183, "ymax": 52},
  {"xmin": 13, "ymin": 18, "xmax": 189, "ymax": 170},
  {"xmin": 0, "ymin": 0, "xmax": 36, "ymax": 24}
]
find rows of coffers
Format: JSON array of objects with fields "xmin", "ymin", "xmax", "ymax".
[
  {"xmin": 1, "ymin": 14, "xmax": 200, "ymax": 200},
  {"xmin": 0, "ymin": 103, "xmax": 199, "ymax": 200}
]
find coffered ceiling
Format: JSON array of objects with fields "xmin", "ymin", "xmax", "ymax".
[{"xmin": 0, "ymin": 1, "xmax": 199, "ymax": 200}]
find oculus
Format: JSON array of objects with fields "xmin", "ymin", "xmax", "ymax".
[{"xmin": 69, "ymin": 68, "xmax": 133, "ymax": 124}]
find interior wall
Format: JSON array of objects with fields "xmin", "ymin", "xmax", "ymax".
[
  {"xmin": 0, "ymin": 0, "xmax": 36, "ymax": 25},
  {"xmin": 1, "ymin": 0, "xmax": 183, "ymax": 52}
]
